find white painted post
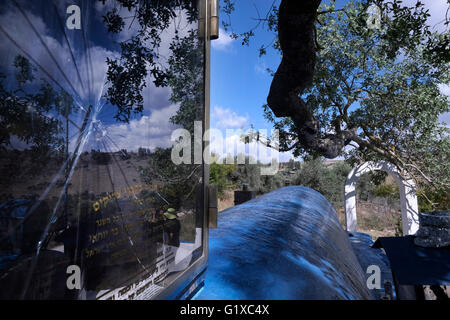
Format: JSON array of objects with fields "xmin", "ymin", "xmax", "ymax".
[{"xmin": 345, "ymin": 166, "xmax": 358, "ymax": 233}]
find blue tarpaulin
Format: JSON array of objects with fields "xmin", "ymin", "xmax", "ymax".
[{"xmin": 195, "ymin": 186, "xmax": 372, "ymax": 300}]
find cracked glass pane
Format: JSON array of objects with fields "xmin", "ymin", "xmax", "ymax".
[{"xmin": 0, "ymin": 0, "xmax": 205, "ymax": 300}]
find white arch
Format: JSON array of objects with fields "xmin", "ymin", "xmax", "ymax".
[{"xmin": 344, "ymin": 161, "xmax": 419, "ymax": 235}]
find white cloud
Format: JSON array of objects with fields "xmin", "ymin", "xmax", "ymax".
[
  {"xmin": 142, "ymin": 81, "xmax": 172, "ymax": 111},
  {"xmin": 101, "ymin": 104, "xmax": 180, "ymax": 152},
  {"xmin": 212, "ymin": 105, "xmax": 248, "ymax": 129},
  {"xmin": 439, "ymin": 83, "xmax": 450, "ymax": 97},
  {"xmin": 211, "ymin": 28, "xmax": 234, "ymax": 51},
  {"xmin": 209, "ymin": 106, "xmax": 295, "ymax": 163},
  {"xmin": 254, "ymin": 60, "xmax": 269, "ymax": 75}
]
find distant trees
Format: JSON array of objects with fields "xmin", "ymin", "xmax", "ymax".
[
  {"xmin": 207, "ymin": 157, "xmax": 351, "ymax": 204},
  {"xmin": 209, "ymin": 162, "xmax": 235, "ymax": 198},
  {"xmin": 209, "ymin": 155, "xmax": 285, "ymax": 197},
  {"xmin": 138, "ymin": 147, "xmax": 151, "ymax": 158},
  {"xmin": 207, "ymin": 155, "xmax": 438, "ymax": 214},
  {"xmin": 91, "ymin": 149, "xmax": 111, "ymax": 165},
  {"xmin": 293, "ymin": 158, "xmax": 352, "ymax": 205},
  {"xmin": 119, "ymin": 149, "xmax": 131, "ymax": 160}
]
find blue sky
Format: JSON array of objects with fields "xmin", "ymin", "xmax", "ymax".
[
  {"xmin": 210, "ymin": 0, "xmax": 292, "ymax": 162},
  {"xmin": 210, "ymin": 0, "xmax": 450, "ymax": 162},
  {"xmin": 211, "ymin": 0, "xmax": 281, "ymax": 132}
]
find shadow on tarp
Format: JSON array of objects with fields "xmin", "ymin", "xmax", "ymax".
[{"xmin": 195, "ymin": 186, "xmax": 373, "ymax": 300}]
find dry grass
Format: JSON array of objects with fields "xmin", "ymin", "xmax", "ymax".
[
  {"xmin": 336, "ymin": 203, "xmax": 400, "ymax": 240},
  {"xmin": 218, "ymin": 190, "xmax": 235, "ymax": 212}
]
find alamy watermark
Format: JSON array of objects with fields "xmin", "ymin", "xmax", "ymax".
[
  {"xmin": 366, "ymin": 264, "xmax": 381, "ymax": 290},
  {"xmin": 170, "ymin": 121, "xmax": 280, "ymax": 175},
  {"xmin": 66, "ymin": 5, "xmax": 81, "ymax": 30},
  {"xmin": 67, "ymin": 265, "xmax": 81, "ymax": 290}
]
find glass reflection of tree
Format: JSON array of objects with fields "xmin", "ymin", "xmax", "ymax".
[
  {"xmin": 100, "ymin": 0, "xmax": 204, "ymax": 212},
  {"xmin": 0, "ymin": 0, "xmax": 205, "ymax": 298},
  {"xmin": 0, "ymin": 56, "xmax": 66, "ymax": 187}
]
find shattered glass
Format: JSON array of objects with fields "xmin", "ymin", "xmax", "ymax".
[{"xmin": 0, "ymin": 0, "xmax": 205, "ymax": 300}]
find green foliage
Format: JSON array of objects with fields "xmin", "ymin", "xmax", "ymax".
[
  {"xmin": 159, "ymin": 181, "xmax": 195, "ymax": 210},
  {"xmin": 355, "ymin": 172, "xmax": 399, "ymax": 204},
  {"xmin": 293, "ymin": 158, "xmax": 352, "ymax": 204},
  {"xmin": 138, "ymin": 147, "xmax": 151, "ymax": 158},
  {"xmin": 167, "ymin": 30, "xmax": 203, "ymax": 134},
  {"xmin": 259, "ymin": 174, "xmax": 284, "ymax": 195},
  {"xmin": 373, "ymin": 183, "xmax": 399, "ymax": 200},
  {"xmin": 14, "ymin": 55, "xmax": 35, "ymax": 86},
  {"xmin": 356, "ymin": 173, "xmax": 376, "ymax": 202},
  {"xmin": 0, "ymin": 56, "xmax": 69, "ymax": 152},
  {"xmin": 230, "ymin": 161, "xmax": 262, "ymax": 192},
  {"xmin": 209, "ymin": 155, "xmax": 286, "ymax": 196},
  {"xmin": 142, "ymin": 147, "xmax": 198, "ymax": 182},
  {"xmin": 209, "ymin": 162, "xmax": 235, "ymax": 198},
  {"xmin": 105, "ymin": 38, "xmax": 154, "ymax": 122},
  {"xmin": 0, "ymin": 56, "xmax": 76, "ymax": 185},
  {"xmin": 394, "ymin": 215, "xmax": 403, "ymax": 237},
  {"xmin": 418, "ymin": 188, "xmax": 450, "ymax": 212}
]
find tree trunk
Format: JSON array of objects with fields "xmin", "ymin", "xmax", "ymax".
[{"xmin": 267, "ymin": 0, "xmax": 354, "ymax": 158}]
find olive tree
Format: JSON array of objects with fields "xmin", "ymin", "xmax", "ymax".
[{"xmin": 225, "ymin": 0, "xmax": 449, "ymax": 205}]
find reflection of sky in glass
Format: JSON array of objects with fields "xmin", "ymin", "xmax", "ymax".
[{"xmin": 0, "ymin": 0, "xmax": 197, "ymax": 153}]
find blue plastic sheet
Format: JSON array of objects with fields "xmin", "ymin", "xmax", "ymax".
[{"xmin": 195, "ymin": 186, "xmax": 373, "ymax": 300}]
